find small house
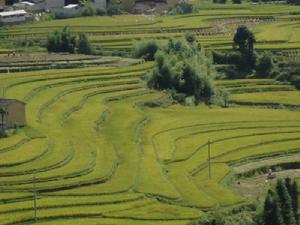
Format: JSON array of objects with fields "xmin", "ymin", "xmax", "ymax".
[
  {"xmin": 0, "ymin": 10, "xmax": 27, "ymax": 24},
  {"xmin": 0, "ymin": 99, "xmax": 26, "ymax": 129}
]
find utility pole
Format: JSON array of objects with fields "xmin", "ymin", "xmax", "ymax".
[
  {"xmin": 208, "ymin": 139, "xmax": 211, "ymax": 179},
  {"xmin": 33, "ymin": 175, "xmax": 37, "ymax": 222}
]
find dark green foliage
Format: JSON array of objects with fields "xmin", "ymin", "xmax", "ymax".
[
  {"xmin": 232, "ymin": 0, "xmax": 242, "ymax": 4},
  {"xmin": 263, "ymin": 190, "xmax": 284, "ymax": 225},
  {"xmin": 234, "ymin": 26, "xmax": 256, "ymax": 55},
  {"xmin": 213, "ymin": 0, "xmax": 227, "ymax": 4},
  {"xmin": 233, "ymin": 26, "xmax": 256, "ymax": 72},
  {"xmin": 47, "ymin": 27, "xmax": 94, "ymax": 55},
  {"xmin": 262, "ymin": 178, "xmax": 299, "ymax": 225},
  {"xmin": 212, "ymin": 26, "xmax": 258, "ymax": 77},
  {"xmin": 285, "ymin": 178, "xmax": 299, "ymax": 223},
  {"xmin": 185, "ymin": 33, "xmax": 196, "ymax": 44},
  {"xmin": 169, "ymin": 0, "xmax": 193, "ymax": 14},
  {"xmin": 287, "ymin": 0, "xmax": 300, "ymax": 5},
  {"xmin": 276, "ymin": 61, "xmax": 300, "ymax": 90},
  {"xmin": 81, "ymin": 1, "xmax": 96, "ymax": 16},
  {"xmin": 191, "ymin": 205, "xmax": 258, "ymax": 225},
  {"xmin": 133, "ymin": 40, "xmax": 160, "ymax": 61},
  {"xmin": 292, "ymin": 181, "xmax": 299, "ymax": 223},
  {"xmin": 0, "ymin": 107, "xmax": 8, "ymax": 138},
  {"xmin": 77, "ymin": 32, "xmax": 94, "ymax": 55},
  {"xmin": 147, "ymin": 39, "xmax": 215, "ymax": 104},
  {"xmin": 276, "ymin": 179, "xmax": 297, "ymax": 225},
  {"xmin": 212, "ymin": 26, "xmax": 257, "ymax": 77},
  {"xmin": 107, "ymin": 2, "xmax": 123, "ymax": 16},
  {"xmin": 46, "ymin": 27, "xmax": 77, "ymax": 53},
  {"xmin": 256, "ymin": 53, "xmax": 273, "ymax": 77}
]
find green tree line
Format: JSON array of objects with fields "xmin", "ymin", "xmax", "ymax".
[{"xmin": 46, "ymin": 27, "xmax": 94, "ymax": 55}]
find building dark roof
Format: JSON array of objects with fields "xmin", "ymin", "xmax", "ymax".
[{"xmin": 0, "ymin": 99, "xmax": 25, "ymax": 106}]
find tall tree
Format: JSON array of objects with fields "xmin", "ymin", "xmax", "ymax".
[
  {"xmin": 264, "ymin": 190, "xmax": 284, "ymax": 225},
  {"xmin": 276, "ymin": 179, "xmax": 297, "ymax": 225},
  {"xmin": 234, "ymin": 26, "xmax": 256, "ymax": 54},
  {"xmin": 233, "ymin": 26, "xmax": 257, "ymax": 72},
  {"xmin": 77, "ymin": 32, "xmax": 93, "ymax": 55},
  {"xmin": 284, "ymin": 178, "xmax": 299, "ymax": 224}
]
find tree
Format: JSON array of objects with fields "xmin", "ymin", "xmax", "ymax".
[
  {"xmin": 0, "ymin": 107, "xmax": 8, "ymax": 137},
  {"xmin": 146, "ymin": 38, "xmax": 215, "ymax": 105},
  {"xmin": 133, "ymin": 40, "xmax": 160, "ymax": 61},
  {"xmin": 234, "ymin": 26, "xmax": 256, "ymax": 55},
  {"xmin": 263, "ymin": 190, "xmax": 284, "ymax": 225},
  {"xmin": 232, "ymin": 0, "xmax": 242, "ymax": 3},
  {"xmin": 276, "ymin": 179, "xmax": 297, "ymax": 225},
  {"xmin": 173, "ymin": 1, "xmax": 193, "ymax": 14},
  {"xmin": 233, "ymin": 26, "xmax": 257, "ymax": 72},
  {"xmin": 107, "ymin": 1, "xmax": 123, "ymax": 16},
  {"xmin": 285, "ymin": 178, "xmax": 299, "ymax": 224},
  {"xmin": 60, "ymin": 26, "xmax": 77, "ymax": 53},
  {"xmin": 185, "ymin": 33, "xmax": 196, "ymax": 44},
  {"xmin": 77, "ymin": 32, "xmax": 93, "ymax": 55},
  {"xmin": 80, "ymin": 0, "xmax": 96, "ymax": 16},
  {"xmin": 256, "ymin": 53, "xmax": 273, "ymax": 77},
  {"xmin": 287, "ymin": 0, "xmax": 300, "ymax": 5},
  {"xmin": 46, "ymin": 27, "xmax": 77, "ymax": 53}
]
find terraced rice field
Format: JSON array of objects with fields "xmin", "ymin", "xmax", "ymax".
[
  {"xmin": 217, "ymin": 79, "xmax": 300, "ymax": 107},
  {"xmin": 1, "ymin": 3, "xmax": 300, "ymax": 54},
  {"xmin": 1, "ymin": 2, "xmax": 300, "ymax": 224},
  {"xmin": 0, "ymin": 58, "xmax": 300, "ymax": 224}
]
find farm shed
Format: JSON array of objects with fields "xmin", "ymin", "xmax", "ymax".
[
  {"xmin": 0, "ymin": 99, "xmax": 26, "ymax": 129},
  {"xmin": 0, "ymin": 10, "xmax": 27, "ymax": 24}
]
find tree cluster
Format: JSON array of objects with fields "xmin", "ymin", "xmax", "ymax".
[
  {"xmin": 263, "ymin": 178, "xmax": 299, "ymax": 225},
  {"xmin": 213, "ymin": 26, "xmax": 273, "ymax": 79},
  {"xmin": 287, "ymin": 0, "xmax": 300, "ymax": 4},
  {"xmin": 145, "ymin": 37, "xmax": 215, "ymax": 105},
  {"xmin": 276, "ymin": 61, "xmax": 300, "ymax": 89},
  {"xmin": 133, "ymin": 40, "xmax": 160, "ymax": 61},
  {"xmin": 46, "ymin": 27, "xmax": 94, "ymax": 55},
  {"xmin": 169, "ymin": 0, "xmax": 194, "ymax": 14}
]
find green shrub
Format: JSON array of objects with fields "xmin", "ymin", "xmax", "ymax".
[
  {"xmin": 169, "ymin": 0, "xmax": 193, "ymax": 14},
  {"xmin": 185, "ymin": 32, "xmax": 196, "ymax": 44},
  {"xmin": 262, "ymin": 179, "xmax": 298, "ymax": 225},
  {"xmin": 107, "ymin": 2, "xmax": 123, "ymax": 16},
  {"xmin": 133, "ymin": 40, "xmax": 160, "ymax": 61},
  {"xmin": 213, "ymin": 0, "xmax": 227, "ymax": 4},
  {"xmin": 47, "ymin": 27, "xmax": 94, "ymax": 55},
  {"xmin": 46, "ymin": 26, "xmax": 77, "ymax": 53},
  {"xmin": 276, "ymin": 61, "xmax": 300, "ymax": 90},
  {"xmin": 147, "ymin": 38, "xmax": 215, "ymax": 104},
  {"xmin": 77, "ymin": 32, "xmax": 94, "ymax": 55},
  {"xmin": 256, "ymin": 53, "xmax": 273, "ymax": 77}
]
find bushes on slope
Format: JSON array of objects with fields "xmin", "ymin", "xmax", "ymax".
[
  {"xmin": 146, "ymin": 38, "xmax": 215, "ymax": 105},
  {"xmin": 47, "ymin": 27, "xmax": 94, "ymax": 55},
  {"xmin": 133, "ymin": 40, "xmax": 160, "ymax": 61}
]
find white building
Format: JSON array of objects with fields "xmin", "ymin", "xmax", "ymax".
[{"xmin": 0, "ymin": 10, "xmax": 27, "ymax": 24}]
